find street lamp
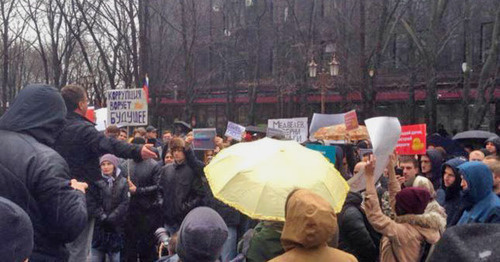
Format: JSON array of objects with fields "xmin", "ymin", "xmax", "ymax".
[{"xmin": 308, "ymin": 53, "xmax": 340, "ymax": 113}]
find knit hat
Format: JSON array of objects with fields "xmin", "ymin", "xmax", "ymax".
[
  {"xmin": 395, "ymin": 187, "xmax": 431, "ymax": 215},
  {"xmin": 176, "ymin": 207, "xmax": 228, "ymax": 262},
  {"xmin": 99, "ymin": 154, "xmax": 119, "ymax": 168},
  {"xmin": 169, "ymin": 137, "xmax": 185, "ymax": 150},
  {"xmin": 427, "ymin": 224, "xmax": 500, "ymax": 262},
  {"xmin": 0, "ymin": 197, "xmax": 34, "ymax": 262}
]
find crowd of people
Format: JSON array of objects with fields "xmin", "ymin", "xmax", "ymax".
[{"xmin": 1, "ymin": 83, "xmax": 500, "ymax": 262}]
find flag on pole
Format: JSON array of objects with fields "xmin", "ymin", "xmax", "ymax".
[{"xmin": 142, "ymin": 74, "xmax": 149, "ymax": 103}]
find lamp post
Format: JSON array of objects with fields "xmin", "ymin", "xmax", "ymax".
[{"xmin": 308, "ymin": 54, "xmax": 339, "ymax": 113}]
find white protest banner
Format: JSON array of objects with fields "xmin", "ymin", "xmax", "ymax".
[
  {"xmin": 268, "ymin": 117, "xmax": 308, "ymax": 143},
  {"xmin": 225, "ymin": 122, "xmax": 246, "ymax": 141},
  {"xmin": 107, "ymin": 89, "xmax": 148, "ymax": 126},
  {"xmin": 193, "ymin": 128, "xmax": 217, "ymax": 150},
  {"xmin": 309, "ymin": 113, "xmax": 346, "ymax": 141},
  {"xmin": 348, "ymin": 117, "xmax": 401, "ymax": 192}
]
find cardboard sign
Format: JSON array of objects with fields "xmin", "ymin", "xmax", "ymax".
[
  {"xmin": 396, "ymin": 124, "xmax": 427, "ymax": 155},
  {"xmin": 268, "ymin": 117, "xmax": 308, "ymax": 143},
  {"xmin": 305, "ymin": 144, "xmax": 336, "ymax": 164},
  {"xmin": 309, "ymin": 113, "xmax": 345, "ymax": 139},
  {"xmin": 348, "ymin": 117, "xmax": 401, "ymax": 192},
  {"xmin": 344, "ymin": 110, "xmax": 359, "ymax": 131},
  {"xmin": 193, "ymin": 128, "xmax": 217, "ymax": 150},
  {"xmin": 225, "ymin": 122, "xmax": 246, "ymax": 141},
  {"xmin": 107, "ymin": 89, "xmax": 148, "ymax": 126}
]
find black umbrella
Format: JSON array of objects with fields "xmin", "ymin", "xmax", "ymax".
[{"xmin": 453, "ymin": 130, "xmax": 498, "ymax": 140}]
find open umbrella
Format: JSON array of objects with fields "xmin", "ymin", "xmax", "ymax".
[
  {"xmin": 453, "ymin": 130, "xmax": 498, "ymax": 140},
  {"xmin": 204, "ymin": 137, "xmax": 349, "ymax": 221},
  {"xmin": 314, "ymin": 124, "xmax": 369, "ymax": 141}
]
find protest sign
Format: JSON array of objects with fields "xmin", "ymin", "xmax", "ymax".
[
  {"xmin": 348, "ymin": 117, "xmax": 401, "ymax": 192},
  {"xmin": 396, "ymin": 124, "xmax": 427, "ymax": 155},
  {"xmin": 268, "ymin": 117, "xmax": 308, "ymax": 143},
  {"xmin": 309, "ymin": 113, "xmax": 345, "ymax": 139},
  {"xmin": 344, "ymin": 110, "xmax": 359, "ymax": 131},
  {"xmin": 266, "ymin": 128, "xmax": 286, "ymax": 139},
  {"xmin": 107, "ymin": 89, "xmax": 148, "ymax": 126},
  {"xmin": 225, "ymin": 122, "xmax": 246, "ymax": 141},
  {"xmin": 305, "ymin": 144, "xmax": 336, "ymax": 164},
  {"xmin": 193, "ymin": 128, "xmax": 217, "ymax": 150}
]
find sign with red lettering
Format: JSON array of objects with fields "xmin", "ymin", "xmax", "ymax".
[
  {"xmin": 396, "ymin": 124, "xmax": 427, "ymax": 155},
  {"xmin": 344, "ymin": 110, "xmax": 359, "ymax": 131}
]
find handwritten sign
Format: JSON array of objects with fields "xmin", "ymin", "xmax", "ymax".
[
  {"xmin": 107, "ymin": 89, "xmax": 148, "ymax": 126},
  {"xmin": 344, "ymin": 110, "xmax": 359, "ymax": 131},
  {"xmin": 225, "ymin": 122, "xmax": 246, "ymax": 141},
  {"xmin": 193, "ymin": 128, "xmax": 217, "ymax": 150},
  {"xmin": 396, "ymin": 124, "xmax": 427, "ymax": 155},
  {"xmin": 268, "ymin": 117, "xmax": 308, "ymax": 143},
  {"xmin": 306, "ymin": 144, "xmax": 336, "ymax": 164}
]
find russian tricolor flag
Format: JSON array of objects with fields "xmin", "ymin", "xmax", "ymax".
[{"xmin": 142, "ymin": 74, "xmax": 149, "ymax": 103}]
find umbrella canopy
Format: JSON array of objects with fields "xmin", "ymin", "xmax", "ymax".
[
  {"xmin": 204, "ymin": 137, "xmax": 349, "ymax": 221},
  {"xmin": 314, "ymin": 124, "xmax": 369, "ymax": 141},
  {"xmin": 453, "ymin": 130, "xmax": 498, "ymax": 140}
]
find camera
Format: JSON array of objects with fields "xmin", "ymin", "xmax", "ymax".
[
  {"xmin": 155, "ymin": 227, "xmax": 171, "ymax": 247},
  {"xmin": 395, "ymin": 167, "xmax": 403, "ymax": 176}
]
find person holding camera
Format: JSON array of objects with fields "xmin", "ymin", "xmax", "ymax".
[{"xmin": 87, "ymin": 154, "xmax": 129, "ymax": 262}]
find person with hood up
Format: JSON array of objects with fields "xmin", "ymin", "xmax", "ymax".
[
  {"xmin": 436, "ymin": 157, "xmax": 467, "ymax": 227},
  {"xmin": 420, "ymin": 149, "xmax": 445, "ymax": 191},
  {"xmin": 88, "ymin": 154, "xmax": 129, "ymax": 262},
  {"xmin": 122, "ymin": 137, "xmax": 163, "ymax": 262},
  {"xmin": 269, "ymin": 189, "xmax": 358, "ymax": 262},
  {"xmin": 337, "ymin": 191, "xmax": 380, "ymax": 262},
  {"xmin": 0, "ymin": 197, "xmax": 34, "ymax": 262},
  {"xmin": 485, "ymin": 137, "xmax": 500, "ymax": 157},
  {"xmin": 456, "ymin": 162, "xmax": 500, "ymax": 224},
  {"xmin": 158, "ymin": 206, "xmax": 229, "ymax": 262},
  {"xmin": 363, "ymin": 155, "xmax": 442, "ymax": 262},
  {"xmin": 0, "ymin": 84, "xmax": 88, "ymax": 261}
]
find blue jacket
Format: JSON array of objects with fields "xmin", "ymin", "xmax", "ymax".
[{"xmin": 457, "ymin": 162, "xmax": 500, "ymax": 224}]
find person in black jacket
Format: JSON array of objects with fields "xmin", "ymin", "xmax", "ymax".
[
  {"xmin": 338, "ymin": 191, "xmax": 380, "ymax": 262},
  {"xmin": 88, "ymin": 154, "xmax": 129, "ymax": 262},
  {"xmin": 54, "ymin": 85, "xmax": 157, "ymax": 262},
  {"xmin": 421, "ymin": 149, "xmax": 445, "ymax": 191},
  {"xmin": 436, "ymin": 157, "xmax": 467, "ymax": 227},
  {"xmin": 160, "ymin": 137, "xmax": 206, "ymax": 234},
  {"xmin": 122, "ymin": 137, "xmax": 163, "ymax": 262},
  {"xmin": 0, "ymin": 84, "xmax": 88, "ymax": 261}
]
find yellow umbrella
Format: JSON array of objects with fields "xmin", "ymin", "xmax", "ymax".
[{"xmin": 204, "ymin": 137, "xmax": 349, "ymax": 221}]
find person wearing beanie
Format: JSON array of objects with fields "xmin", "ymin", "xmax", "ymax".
[
  {"xmin": 363, "ymin": 155, "xmax": 441, "ymax": 262},
  {"xmin": 485, "ymin": 137, "xmax": 500, "ymax": 157},
  {"xmin": 160, "ymin": 137, "xmax": 207, "ymax": 235},
  {"xmin": 420, "ymin": 149, "xmax": 445, "ymax": 191},
  {"xmin": 158, "ymin": 207, "xmax": 229, "ymax": 262},
  {"xmin": 269, "ymin": 189, "xmax": 357, "ymax": 262},
  {"xmin": 427, "ymin": 223, "xmax": 500, "ymax": 262},
  {"xmin": 87, "ymin": 154, "xmax": 128, "ymax": 262},
  {"xmin": 411, "ymin": 176, "xmax": 447, "ymax": 234},
  {"xmin": 457, "ymin": 162, "xmax": 500, "ymax": 224},
  {"xmin": 436, "ymin": 157, "xmax": 467, "ymax": 227},
  {"xmin": 0, "ymin": 84, "xmax": 88, "ymax": 261},
  {"xmin": 122, "ymin": 138, "xmax": 163, "ymax": 262},
  {"xmin": 0, "ymin": 197, "xmax": 34, "ymax": 262}
]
